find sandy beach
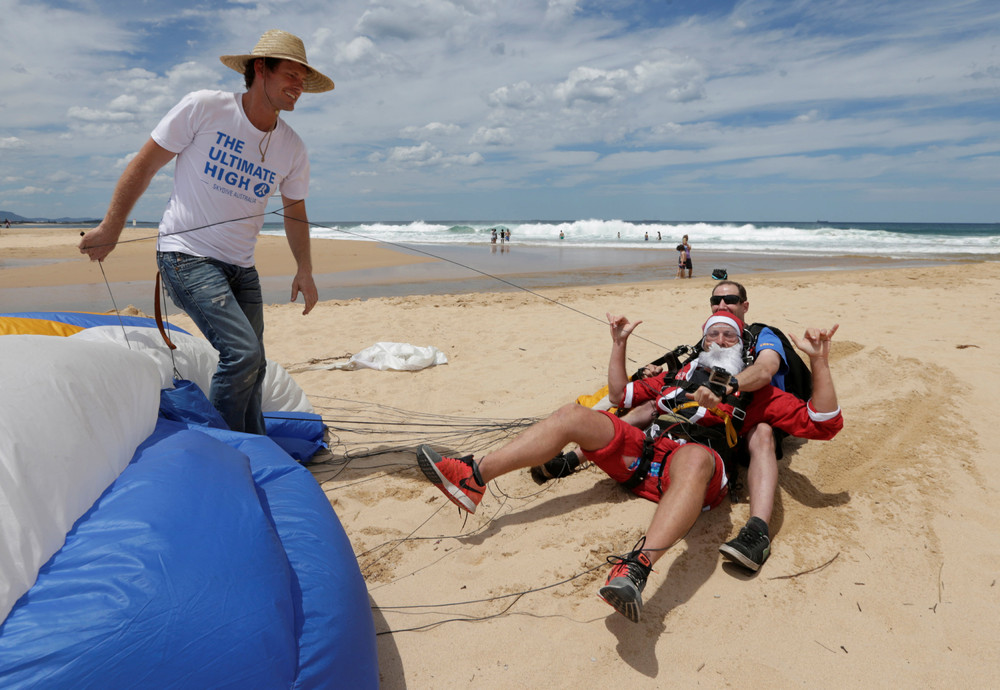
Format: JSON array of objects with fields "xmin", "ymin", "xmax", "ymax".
[{"xmin": 3, "ymin": 226, "xmax": 999, "ymax": 687}]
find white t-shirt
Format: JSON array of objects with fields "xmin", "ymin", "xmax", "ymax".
[{"xmin": 152, "ymin": 90, "xmax": 309, "ymax": 267}]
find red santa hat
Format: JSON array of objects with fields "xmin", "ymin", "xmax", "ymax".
[{"xmin": 702, "ymin": 313, "xmax": 744, "ymax": 342}]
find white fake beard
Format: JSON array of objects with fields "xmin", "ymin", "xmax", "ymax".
[{"xmin": 696, "ymin": 342, "xmax": 745, "ymax": 377}]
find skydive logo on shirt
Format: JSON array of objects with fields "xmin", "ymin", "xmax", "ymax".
[{"xmin": 204, "ymin": 131, "xmax": 277, "ymax": 199}]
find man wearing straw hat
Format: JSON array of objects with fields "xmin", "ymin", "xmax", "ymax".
[{"xmin": 79, "ymin": 30, "xmax": 334, "ymax": 434}]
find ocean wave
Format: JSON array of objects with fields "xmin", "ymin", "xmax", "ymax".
[{"xmin": 261, "ymin": 219, "xmax": 1000, "ymax": 258}]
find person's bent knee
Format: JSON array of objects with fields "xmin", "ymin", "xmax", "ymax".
[
  {"xmin": 670, "ymin": 444, "xmax": 716, "ymax": 482},
  {"xmin": 551, "ymin": 402, "xmax": 595, "ymax": 423},
  {"xmin": 746, "ymin": 422, "xmax": 776, "ymax": 460},
  {"xmin": 559, "ymin": 405, "xmax": 618, "ymax": 452}
]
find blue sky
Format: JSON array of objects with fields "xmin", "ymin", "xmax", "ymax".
[{"xmin": 1, "ymin": 0, "xmax": 998, "ymax": 222}]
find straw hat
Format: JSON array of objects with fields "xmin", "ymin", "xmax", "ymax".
[{"xmin": 220, "ymin": 29, "xmax": 334, "ymax": 93}]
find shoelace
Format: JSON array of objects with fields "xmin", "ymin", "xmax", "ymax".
[
  {"xmin": 605, "ymin": 537, "xmax": 652, "ymax": 585},
  {"xmin": 737, "ymin": 525, "xmax": 767, "ymax": 547},
  {"xmin": 455, "ymin": 454, "xmax": 485, "ymax": 486}
]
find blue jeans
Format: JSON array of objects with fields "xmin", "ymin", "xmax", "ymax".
[{"xmin": 157, "ymin": 251, "xmax": 267, "ymax": 435}]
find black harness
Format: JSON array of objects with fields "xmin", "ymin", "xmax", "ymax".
[
  {"xmin": 621, "ymin": 366, "xmax": 752, "ymax": 492},
  {"xmin": 623, "ymin": 321, "xmax": 813, "ymax": 495}
]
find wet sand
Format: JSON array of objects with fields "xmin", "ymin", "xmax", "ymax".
[{"xmin": 0, "ymin": 226, "xmax": 952, "ymax": 313}]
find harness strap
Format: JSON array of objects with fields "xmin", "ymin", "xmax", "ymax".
[
  {"xmin": 621, "ymin": 435, "xmax": 657, "ymax": 491},
  {"xmin": 671, "ymin": 402, "xmax": 739, "ymax": 449},
  {"xmin": 154, "ymin": 270, "xmax": 178, "ymax": 351},
  {"xmin": 619, "ymin": 379, "xmax": 751, "ymax": 492}
]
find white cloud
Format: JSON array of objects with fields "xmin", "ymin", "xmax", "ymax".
[
  {"xmin": 382, "ymin": 142, "xmax": 443, "ymax": 166},
  {"xmin": 553, "ymin": 58, "xmax": 706, "ymax": 106},
  {"xmin": 11, "ymin": 186, "xmax": 52, "ymax": 196},
  {"xmin": 545, "ymin": 0, "xmax": 580, "ymax": 23},
  {"xmin": 373, "ymin": 141, "xmax": 485, "ymax": 168},
  {"xmin": 487, "ymin": 81, "xmax": 545, "ymax": 109},
  {"xmin": 470, "ymin": 126, "xmax": 513, "ymax": 146},
  {"xmin": 338, "ymin": 36, "xmax": 379, "ymax": 64},
  {"xmin": 401, "ymin": 122, "xmax": 462, "ymax": 137},
  {"xmin": 459, "ymin": 152, "xmax": 485, "ymax": 166},
  {"xmin": 554, "ymin": 66, "xmax": 629, "ymax": 105},
  {"xmin": 355, "ymin": 0, "xmax": 476, "ymax": 41},
  {"xmin": 67, "ymin": 107, "xmax": 137, "ymax": 124}
]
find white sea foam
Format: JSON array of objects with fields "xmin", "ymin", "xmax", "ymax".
[{"xmin": 261, "ymin": 219, "xmax": 1000, "ymax": 258}]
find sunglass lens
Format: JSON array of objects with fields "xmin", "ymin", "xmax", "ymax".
[
  {"xmin": 711, "ymin": 295, "xmax": 740, "ymax": 305},
  {"xmin": 714, "ymin": 295, "xmax": 738, "ymax": 305}
]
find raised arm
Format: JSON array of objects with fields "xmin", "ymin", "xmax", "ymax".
[
  {"xmin": 788, "ymin": 324, "xmax": 839, "ymax": 413},
  {"xmin": 78, "ymin": 138, "xmax": 176, "ymax": 262},
  {"xmin": 606, "ymin": 313, "xmax": 641, "ymax": 407}
]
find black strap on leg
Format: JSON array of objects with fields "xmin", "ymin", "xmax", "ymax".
[{"xmin": 621, "ymin": 435, "xmax": 657, "ymax": 491}]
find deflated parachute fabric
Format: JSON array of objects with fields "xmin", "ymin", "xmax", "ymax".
[
  {"xmin": 323, "ymin": 341, "xmax": 448, "ymax": 371},
  {"xmin": 71, "ymin": 324, "xmax": 314, "ymax": 413},
  {"xmin": 158, "ymin": 379, "xmax": 326, "ymax": 461},
  {"xmin": 72, "ymin": 323, "xmax": 326, "ymax": 459},
  {"xmin": 263, "ymin": 410, "xmax": 328, "ymax": 462},
  {"xmin": 1, "ymin": 310, "xmax": 324, "ymax": 458},
  {"xmin": 0, "ymin": 419, "xmax": 379, "ymax": 688},
  {"xmin": 0, "ymin": 338, "xmax": 378, "ymax": 687},
  {"xmin": 0, "ymin": 335, "xmax": 161, "ymax": 624},
  {"xmin": 0, "ymin": 311, "xmax": 190, "ymax": 337},
  {"xmin": 0, "ymin": 311, "xmax": 312, "ymax": 413}
]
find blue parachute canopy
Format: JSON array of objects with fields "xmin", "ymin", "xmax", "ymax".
[{"xmin": 0, "ymin": 325, "xmax": 377, "ymax": 687}]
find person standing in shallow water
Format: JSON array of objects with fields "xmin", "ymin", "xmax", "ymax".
[
  {"xmin": 677, "ymin": 234, "xmax": 693, "ymax": 278},
  {"xmin": 78, "ymin": 30, "xmax": 334, "ymax": 434}
]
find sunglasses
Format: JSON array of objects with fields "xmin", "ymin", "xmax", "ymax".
[{"xmin": 710, "ymin": 294, "xmax": 742, "ymax": 306}]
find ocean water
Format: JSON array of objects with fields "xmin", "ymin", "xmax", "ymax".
[
  {"xmin": 261, "ymin": 219, "xmax": 1000, "ymax": 261},
  {"xmin": 8, "ymin": 218, "xmax": 996, "ymax": 313}
]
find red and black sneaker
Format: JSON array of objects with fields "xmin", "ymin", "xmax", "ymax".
[
  {"xmin": 598, "ymin": 539, "xmax": 653, "ymax": 623},
  {"xmin": 416, "ymin": 444, "xmax": 485, "ymax": 513}
]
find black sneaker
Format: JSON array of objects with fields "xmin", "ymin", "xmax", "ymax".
[
  {"xmin": 719, "ymin": 517, "xmax": 770, "ymax": 572},
  {"xmin": 598, "ymin": 538, "xmax": 653, "ymax": 623},
  {"xmin": 529, "ymin": 450, "xmax": 581, "ymax": 484}
]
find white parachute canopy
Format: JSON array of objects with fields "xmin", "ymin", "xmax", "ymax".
[
  {"xmin": 0, "ymin": 335, "xmax": 161, "ymax": 622},
  {"xmin": 316, "ymin": 341, "xmax": 448, "ymax": 371},
  {"xmin": 70, "ymin": 325, "xmax": 313, "ymax": 413}
]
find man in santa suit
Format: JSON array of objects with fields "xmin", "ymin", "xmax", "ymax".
[{"xmin": 416, "ymin": 311, "xmax": 842, "ymax": 624}]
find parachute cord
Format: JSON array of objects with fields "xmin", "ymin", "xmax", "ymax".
[
  {"xmin": 98, "ymin": 260, "xmax": 132, "ymax": 351},
  {"xmin": 87, "ymin": 199, "xmax": 672, "ymax": 357},
  {"xmin": 157, "ymin": 275, "xmax": 182, "ymax": 381},
  {"xmin": 80, "ymin": 200, "xmax": 307, "ymax": 372},
  {"xmin": 79, "ymin": 199, "xmax": 306, "ymax": 251},
  {"xmin": 371, "ymin": 560, "xmax": 607, "ymax": 636},
  {"xmin": 270, "ymin": 211, "xmax": 671, "ymax": 352}
]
